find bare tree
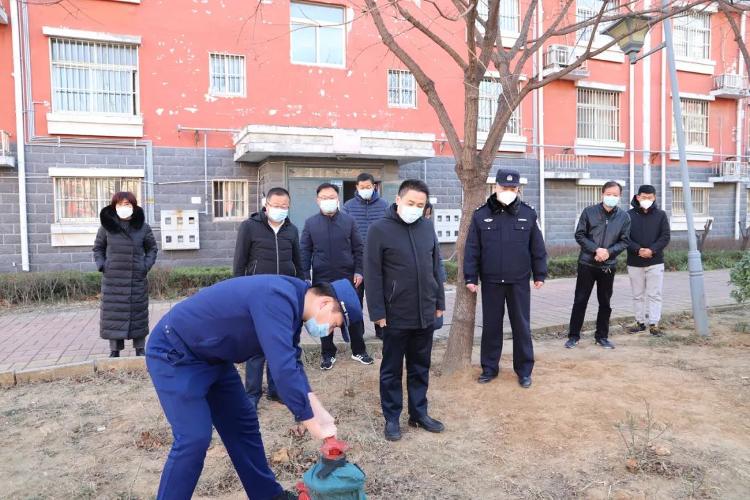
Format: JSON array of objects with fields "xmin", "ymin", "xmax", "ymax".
[
  {"xmin": 717, "ymin": 1, "xmax": 750, "ymax": 74},
  {"xmin": 360, "ymin": 0, "xmax": 712, "ymax": 372}
]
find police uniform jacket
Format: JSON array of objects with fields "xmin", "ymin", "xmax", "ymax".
[{"xmin": 464, "ymin": 194, "xmax": 548, "ymax": 285}]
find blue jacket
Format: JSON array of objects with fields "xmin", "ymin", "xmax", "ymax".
[
  {"xmin": 464, "ymin": 195, "xmax": 548, "ymax": 285},
  {"xmin": 164, "ymin": 275, "xmax": 313, "ymax": 421},
  {"xmin": 300, "ymin": 211, "xmax": 363, "ymax": 283},
  {"xmin": 342, "ymin": 191, "xmax": 388, "ymax": 243}
]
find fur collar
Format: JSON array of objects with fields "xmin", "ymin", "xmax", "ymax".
[{"xmin": 100, "ymin": 205, "xmax": 145, "ymax": 233}]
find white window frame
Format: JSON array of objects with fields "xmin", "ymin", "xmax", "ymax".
[
  {"xmin": 52, "ymin": 175, "xmax": 143, "ymax": 224},
  {"xmin": 208, "ymin": 53, "xmax": 246, "ymax": 98},
  {"xmin": 574, "ymin": 86, "xmax": 625, "ymax": 156},
  {"xmin": 289, "ymin": 1, "xmax": 346, "ymax": 68},
  {"xmin": 478, "ymin": 78, "xmax": 521, "ymax": 135},
  {"xmin": 673, "ymin": 11, "xmax": 711, "ymax": 60},
  {"xmin": 387, "ymin": 69, "xmax": 417, "ymax": 108},
  {"xmin": 573, "ymin": 0, "xmax": 624, "ymax": 62},
  {"xmin": 476, "ymin": 0, "xmax": 521, "ymax": 48},
  {"xmin": 212, "ymin": 180, "xmax": 250, "ymax": 221},
  {"xmin": 671, "ymin": 187, "xmax": 710, "ymax": 218},
  {"xmin": 670, "ymin": 97, "xmax": 713, "ymax": 161}
]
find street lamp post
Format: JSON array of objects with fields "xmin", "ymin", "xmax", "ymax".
[{"xmin": 604, "ymin": 9, "xmax": 710, "ymax": 337}]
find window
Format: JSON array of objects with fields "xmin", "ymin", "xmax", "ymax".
[
  {"xmin": 53, "ymin": 176, "xmax": 141, "ymax": 222},
  {"xmin": 672, "ymin": 98, "xmax": 709, "ymax": 148},
  {"xmin": 478, "ymin": 78, "xmax": 521, "ymax": 135},
  {"xmin": 673, "ymin": 11, "xmax": 711, "ymax": 60},
  {"xmin": 576, "ymin": 0, "xmax": 619, "ymax": 42},
  {"xmin": 577, "ymin": 88, "xmax": 620, "ymax": 142},
  {"xmin": 290, "ymin": 2, "xmax": 345, "ymax": 66},
  {"xmin": 576, "ymin": 185, "xmax": 601, "ymax": 215},
  {"xmin": 387, "ymin": 70, "xmax": 416, "ymax": 108},
  {"xmin": 209, "ymin": 53, "xmax": 245, "ymax": 97},
  {"xmin": 213, "ymin": 180, "xmax": 249, "ymax": 220},
  {"xmin": 50, "ymin": 37, "xmax": 138, "ymax": 115},
  {"xmin": 672, "ymin": 187, "xmax": 710, "ymax": 217},
  {"xmin": 477, "ymin": 0, "xmax": 520, "ymax": 33}
]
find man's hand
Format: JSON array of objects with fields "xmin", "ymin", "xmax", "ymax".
[
  {"xmin": 436, "ymin": 310, "xmax": 444, "ymax": 317},
  {"xmin": 289, "ymin": 423, "xmax": 307, "ymax": 437},
  {"xmin": 639, "ymin": 248, "xmax": 653, "ymax": 259},
  {"xmin": 353, "ymin": 274, "xmax": 363, "ymax": 288},
  {"xmin": 466, "ymin": 283, "xmax": 478, "ymax": 293},
  {"xmin": 302, "ymin": 393, "xmax": 337, "ymax": 440},
  {"xmin": 533, "ymin": 281, "xmax": 544, "ymax": 289},
  {"xmin": 375, "ymin": 318, "xmax": 387, "ymax": 328},
  {"xmin": 595, "ymin": 248, "xmax": 610, "ymax": 262}
]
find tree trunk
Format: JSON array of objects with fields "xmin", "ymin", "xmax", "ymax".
[{"xmin": 442, "ymin": 174, "xmax": 490, "ymax": 373}]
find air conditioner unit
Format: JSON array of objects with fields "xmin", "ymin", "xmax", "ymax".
[{"xmin": 546, "ymin": 45, "xmax": 574, "ymax": 67}]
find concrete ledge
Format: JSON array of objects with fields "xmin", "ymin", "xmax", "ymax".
[
  {"xmin": 15, "ymin": 361, "xmax": 95, "ymax": 385},
  {"xmin": 94, "ymin": 356, "xmax": 146, "ymax": 373},
  {"xmin": 0, "ymin": 371, "xmax": 16, "ymax": 388}
]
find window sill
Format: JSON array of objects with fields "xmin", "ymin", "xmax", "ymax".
[
  {"xmin": 477, "ymin": 133, "xmax": 528, "ymax": 153},
  {"xmin": 575, "ymin": 139, "xmax": 626, "ymax": 157},
  {"xmin": 50, "ymin": 223, "xmax": 99, "ymax": 247},
  {"xmin": 290, "ymin": 60, "xmax": 345, "ymax": 70},
  {"xmin": 501, "ymin": 33, "xmax": 520, "ymax": 49},
  {"xmin": 669, "ymin": 146, "xmax": 714, "ymax": 162},
  {"xmin": 675, "ymin": 58, "xmax": 716, "ymax": 75},
  {"xmin": 47, "ymin": 112, "xmax": 144, "ymax": 138},
  {"xmin": 387, "ymin": 103, "xmax": 417, "ymax": 110},
  {"xmin": 669, "ymin": 216, "xmax": 713, "ymax": 232},
  {"xmin": 575, "ymin": 44, "xmax": 624, "ymax": 63}
]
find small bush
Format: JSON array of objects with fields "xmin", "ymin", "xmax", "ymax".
[
  {"xmin": 729, "ymin": 251, "xmax": 750, "ymax": 303},
  {"xmin": 443, "ymin": 260, "xmax": 458, "ymax": 284}
]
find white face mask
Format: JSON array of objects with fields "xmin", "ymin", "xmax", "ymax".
[
  {"xmin": 358, "ymin": 188, "xmax": 374, "ymax": 200},
  {"xmin": 639, "ymin": 199, "xmax": 654, "ymax": 210},
  {"xmin": 497, "ymin": 191, "xmax": 517, "ymax": 206},
  {"xmin": 319, "ymin": 199, "xmax": 339, "ymax": 214},
  {"xmin": 116, "ymin": 205, "xmax": 133, "ymax": 219},
  {"xmin": 398, "ymin": 205, "xmax": 423, "ymax": 224},
  {"xmin": 266, "ymin": 207, "xmax": 288, "ymax": 223},
  {"xmin": 603, "ymin": 195, "xmax": 620, "ymax": 208}
]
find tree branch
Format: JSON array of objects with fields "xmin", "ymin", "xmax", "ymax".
[
  {"xmin": 394, "ymin": 0, "xmax": 468, "ymax": 70},
  {"xmin": 718, "ymin": 0, "xmax": 750, "ymax": 76}
]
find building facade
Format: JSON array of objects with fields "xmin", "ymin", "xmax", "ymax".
[{"xmin": 0, "ymin": 0, "xmax": 748, "ymax": 272}]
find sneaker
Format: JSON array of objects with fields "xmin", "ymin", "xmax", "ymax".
[
  {"xmin": 628, "ymin": 322, "xmax": 647, "ymax": 334},
  {"xmin": 649, "ymin": 324, "xmax": 665, "ymax": 337},
  {"xmin": 564, "ymin": 338, "xmax": 579, "ymax": 349},
  {"xmin": 595, "ymin": 338, "xmax": 615, "ymax": 349},
  {"xmin": 135, "ymin": 347, "xmax": 145, "ymax": 357},
  {"xmin": 320, "ymin": 357, "xmax": 336, "ymax": 370},
  {"xmin": 109, "ymin": 350, "xmax": 120, "ymax": 358},
  {"xmin": 351, "ymin": 353, "xmax": 374, "ymax": 365}
]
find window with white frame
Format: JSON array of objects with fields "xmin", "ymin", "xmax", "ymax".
[
  {"xmin": 477, "ymin": 0, "xmax": 520, "ymax": 33},
  {"xmin": 672, "ymin": 98, "xmax": 709, "ymax": 147},
  {"xmin": 577, "ymin": 88, "xmax": 620, "ymax": 142},
  {"xmin": 290, "ymin": 2, "xmax": 345, "ymax": 66},
  {"xmin": 673, "ymin": 11, "xmax": 711, "ymax": 60},
  {"xmin": 478, "ymin": 78, "xmax": 521, "ymax": 135},
  {"xmin": 209, "ymin": 53, "xmax": 245, "ymax": 97},
  {"xmin": 387, "ymin": 70, "xmax": 416, "ymax": 108},
  {"xmin": 50, "ymin": 37, "xmax": 138, "ymax": 115},
  {"xmin": 213, "ymin": 180, "xmax": 249, "ymax": 220},
  {"xmin": 576, "ymin": 185, "xmax": 601, "ymax": 215},
  {"xmin": 576, "ymin": 0, "xmax": 619, "ymax": 42},
  {"xmin": 53, "ymin": 176, "xmax": 142, "ymax": 222},
  {"xmin": 671, "ymin": 187, "xmax": 710, "ymax": 217}
]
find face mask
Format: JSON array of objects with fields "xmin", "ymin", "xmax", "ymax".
[
  {"xmin": 304, "ymin": 307, "xmax": 331, "ymax": 338},
  {"xmin": 116, "ymin": 206, "xmax": 133, "ymax": 219},
  {"xmin": 266, "ymin": 207, "xmax": 288, "ymax": 223},
  {"xmin": 639, "ymin": 199, "xmax": 654, "ymax": 210},
  {"xmin": 399, "ymin": 205, "xmax": 423, "ymax": 224},
  {"xmin": 358, "ymin": 188, "xmax": 374, "ymax": 200},
  {"xmin": 319, "ymin": 199, "xmax": 338, "ymax": 214},
  {"xmin": 603, "ymin": 196, "xmax": 619, "ymax": 208},
  {"xmin": 497, "ymin": 191, "xmax": 517, "ymax": 206}
]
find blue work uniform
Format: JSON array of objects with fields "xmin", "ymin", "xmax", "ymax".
[{"xmin": 146, "ymin": 275, "xmax": 313, "ymax": 500}]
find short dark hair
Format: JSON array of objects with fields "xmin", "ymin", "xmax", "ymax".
[
  {"xmin": 398, "ymin": 179, "xmax": 430, "ymax": 198},
  {"xmin": 357, "ymin": 173, "xmax": 376, "ymax": 184},
  {"xmin": 266, "ymin": 187, "xmax": 290, "ymax": 201},
  {"xmin": 309, "ymin": 282, "xmax": 344, "ymax": 315},
  {"xmin": 110, "ymin": 191, "xmax": 138, "ymax": 208},
  {"xmin": 638, "ymin": 184, "xmax": 656, "ymax": 195},
  {"xmin": 316, "ymin": 182, "xmax": 340, "ymax": 195},
  {"xmin": 601, "ymin": 181, "xmax": 622, "ymax": 194}
]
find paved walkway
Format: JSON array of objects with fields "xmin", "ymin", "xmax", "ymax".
[{"xmin": 0, "ymin": 270, "xmax": 734, "ymax": 372}]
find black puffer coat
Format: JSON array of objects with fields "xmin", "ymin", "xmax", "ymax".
[
  {"xmin": 232, "ymin": 210, "xmax": 304, "ymax": 279},
  {"xmin": 92, "ymin": 206, "xmax": 158, "ymax": 340}
]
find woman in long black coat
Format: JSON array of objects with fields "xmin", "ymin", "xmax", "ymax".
[{"xmin": 93, "ymin": 192, "xmax": 158, "ymax": 357}]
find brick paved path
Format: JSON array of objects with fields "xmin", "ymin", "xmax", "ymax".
[{"xmin": 0, "ymin": 270, "xmax": 734, "ymax": 372}]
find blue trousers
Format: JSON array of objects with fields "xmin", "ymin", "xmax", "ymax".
[
  {"xmin": 146, "ymin": 321, "xmax": 283, "ymax": 500},
  {"xmin": 245, "ymin": 354, "xmax": 277, "ymax": 405}
]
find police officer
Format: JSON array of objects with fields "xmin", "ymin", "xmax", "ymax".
[
  {"xmin": 464, "ymin": 169, "xmax": 548, "ymax": 388},
  {"xmin": 146, "ymin": 275, "xmax": 362, "ymax": 500}
]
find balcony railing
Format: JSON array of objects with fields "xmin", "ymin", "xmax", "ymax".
[
  {"xmin": 711, "ymin": 73, "xmax": 749, "ymax": 99},
  {"xmin": 546, "ymin": 153, "xmax": 589, "ymax": 172},
  {"xmin": 715, "ymin": 160, "xmax": 749, "ymax": 179}
]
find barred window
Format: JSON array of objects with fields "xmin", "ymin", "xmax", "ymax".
[
  {"xmin": 673, "ymin": 11, "xmax": 711, "ymax": 60},
  {"xmin": 672, "ymin": 98, "xmax": 709, "ymax": 147},
  {"xmin": 477, "ymin": 0, "xmax": 520, "ymax": 33},
  {"xmin": 387, "ymin": 70, "xmax": 416, "ymax": 108},
  {"xmin": 478, "ymin": 78, "xmax": 521, "ymax": 135},
  {"xmin": 576, "ymin": 0, "xmax": 620, "ymax": 42},
  {"xmin": 50, "ymin": 38, "xmax": 138, "ymax": 115},
  {"xmin": 209, "ymin": 53, "xmax": 245, "ymax": 97},
  {"xmin": 672, "ymin": 187, "xmax": 709, "ymax": 217},
  {"xmin": 290, "ymin": 1, "xmax": 345, "ymax": 66},
  {"xmin": 577, "ymin": 88, "xmax": 620, "ymax": 142},
  {"xmin": 576, "ymin": 185, "xmax": 601, "ymax": 215},
  {"xmin": 213, "ymin": 180, "xmax": 249, "ymax": 220},
  {"xmin": 54, "ymin": 177, "xmax": 142, "ymax": 222}
]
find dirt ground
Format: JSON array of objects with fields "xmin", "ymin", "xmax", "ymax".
[{"xmin": 1, "ymin": 308, "xmax": 749, "ymax": 500}]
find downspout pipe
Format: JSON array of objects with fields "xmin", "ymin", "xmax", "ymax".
[
  {"xmin": 629, "ymin": 63, "xmax": 635, "ymax": 202},
  {"xmin": 735, "ymin": 11, "xmax": 746, "ymax": 240},
  {"xmin": 536, "ymin": 0, "xmax": 545, "ymax": 238}
]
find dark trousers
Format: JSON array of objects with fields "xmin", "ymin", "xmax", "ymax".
[
  {"xmin": 320, "ymin": 319, "xmax": 367, "ymax": 359},
  {"xmin": 109, "ymin": 337, "xmax": 146, "ymax": 351},
  {"xmin": 245, "ymin": 355, "xmax": 277, "ymax": 406},
  {"xmin": 146, "ymin": 321, "xmax": 282, "ymax": 500},
  {"xmin": 480, "ymin": 281, "xmax": 534, "ymax": 378},
  {"xmin": 380, "ymin": 326, "xmax": 434, "ymax": 422},
  {"xmin": 568, "ymin": 263, "xmax": 616, "ymax": 340},
  {"xmin": 358, "ymin": 281, "xmax": 384, "ymax": 339}
]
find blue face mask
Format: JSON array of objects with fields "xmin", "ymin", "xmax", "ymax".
[
  {"xmin": 603, "ymin": 195, "xmax": 620, "ymax": 208},
  {"xmin": 304, "ymin": 307, "xmax": 332, "ymax": 338}
]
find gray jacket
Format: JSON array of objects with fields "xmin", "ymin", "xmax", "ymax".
[{"xmin": 575, "ymin": 203, "xmax": 631, "ymax": 268}]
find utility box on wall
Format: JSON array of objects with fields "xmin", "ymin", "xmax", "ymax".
[
  {"xmin": 433, "ymin": 209, "xmax": 461, "ymax": 243},
  {"xmin": 161, "ymin": 209, "xmax": 200, "ymax": 250}
]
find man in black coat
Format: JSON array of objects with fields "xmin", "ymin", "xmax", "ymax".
[
  {"xmin": 365, "ymin": 179, "xmax": 446, "ymax": 442},
  {"xmin": 300, "ymin": 182, "xmax": 373, "ymax": 370},
  {"xmin": 626, "ymin": 185, "xmax": 671, "ymax": 337},
  {"xmin": 565, "ymin": 181, "xmax": 631, "ymax": 350},
  {"xmin": 232, "ymin": 187, "xmax": 305, "ymax": 407},
  {"xmin": 464, "ymin": 169, "xmax": 548, "ymax": 388}
]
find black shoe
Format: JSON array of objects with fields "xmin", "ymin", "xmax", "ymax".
[
  {"xmin": 595, "ymin": 338, "xmax": 615, "ymax": 349},
  {"xmin": 375, "ymin": 331, "xmax": 383, "ymax": 340},
  {"xmin": 109, "ymin": 350, "xmax": 120, "ymax": 358},
  {"xmin": 564, "ymin": 338, "xmax": 579, "ymax": 349},
  {"xmin": 384, "ymin": 420, "xmax": 401, "ymax": 441},
  {"xmin": 518, "ymin": 376, "xmax": 532, "ymax": 388},
  {"xmin": 266, "ymin": 392, "xmax": 282, "ymax": 403},
  {"xmin": 351, "ymin": 353, "xmax": 374, "ymax": 365},
  {"xmin": 628, "ymin": 322, "xmax": 647, "ymax": 334},
  {"xmin": 135, "ymin": 348, "xmax": 145, "ymax": 357},
  {"xmin": 477, "ymin": 372, "xmax": 497, "ymax": 384},
  {"xmin": 649, "ymin": 324, "xmax": 665, "ymax": 337},
  {"xmin": 272, "ymin": 491, "xmax": 298, "ymax": 500},
  {"xmin": 320, "ymin": 356, "xmax": 336, "ymax": 370},
  {"xmin": 408, "ymin": 415, "xmax": 445, "ymax": 433}
]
